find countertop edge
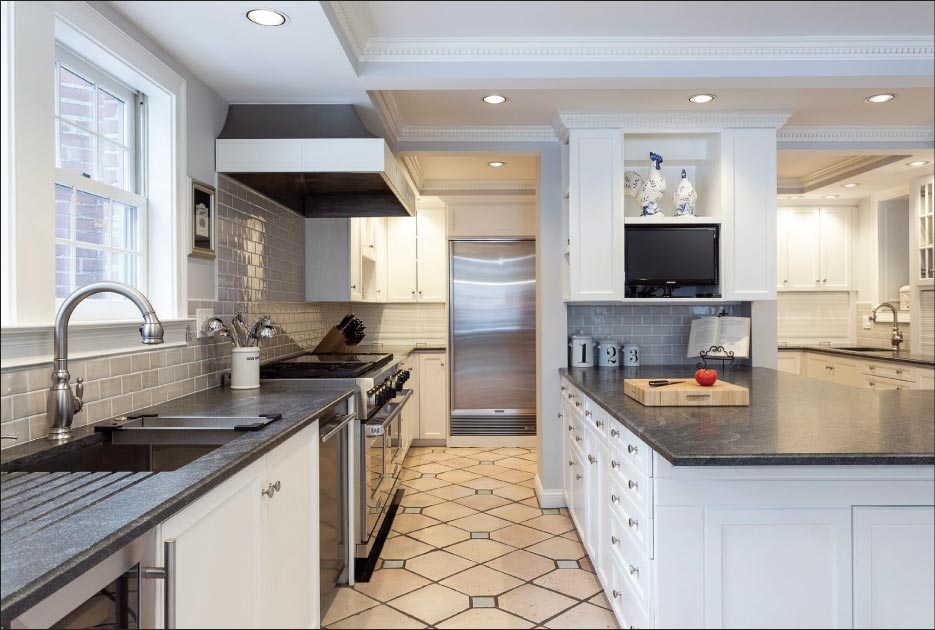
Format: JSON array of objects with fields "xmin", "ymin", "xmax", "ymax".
[
  {"xmin": 559, "ymin": 367, "xmax": 935, "ymax": 467},
  {"xmin": 0, "ymin": 387, "xmax": 355, "ymax": 626},
  {"xmin": 778, "ymin": 345, "xmax": 934, "ymax": 367}
]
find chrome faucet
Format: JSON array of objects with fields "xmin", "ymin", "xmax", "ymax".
[
  {"xmin": 48, "ymin": 282, "xmax": 164, "ymax": 441},
  {"xmin": 871, "ymin": 302, "xmax": 904, "ymax": 352}
]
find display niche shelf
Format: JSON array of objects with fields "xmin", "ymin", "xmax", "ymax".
[
  {"xmin": 623, "ymin": 216, "xmax": 721, "ymax": 225},
  {"xmin": 623, "ymin": 132, "xmax": 722, "ymax": 220}
]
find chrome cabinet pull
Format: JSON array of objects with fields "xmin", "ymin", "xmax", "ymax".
[
  {"xmin": 595, "ymin": 420, "xmax": 604, "ymax": 428},
  {"xmin": 628, "ymin": 517, "xmax": 639, "ymax": 529},
  {"xmin": 629, "ymin": 564, "xmax": 640, "ymax": 577},
  {"xmin": 613, "ymin": 590, "xmax": 621, "ymax": 599},
  {"xmin": 575, "ymin": 401, "xmax": 581, "ymax": 408},
  {"xmin": 568, "ymin": 425, "xmax": 573, "ymax": 431},
  {"xmin": 575, "ymin": 436, "xmax": 582, "ymax": 442},
  {"xmin": 628, "ymin": 479, "xmax": 639, "ymax": 491},
  {"xmin": 611, "ymin": 536, "xmax": 620, "ymax": 545},
  {"xmin": 584, "ymin": 410, "xmax": 592, "ymax": 417},
  {"xmin": 568, "ymin": 460, "xmax": 575, "ymax": 467},
  {"xmin": 587, "ymin": 454, "xmax": 597, "ymax": 464},
  {"xmin": 611, "ymin": 460, "xmax": 620, "ymax": 469},
  {"xmin": 561, "ymin": 385, "xmax": 567, "ymax": 392},
  {"xmin": 611, "ymin": 494, "xmax": 620, "ymax": 503},
  {"xmin": 575, "ymin": 474, "xmax": 583, "ymax": 480},
  {"xmin": 610, "ymin": 429, "xmax": 619, "ymax": 438},
  {"xmin": 261, "ymin": 480, "xmax": 281, "ymax": 498},
  {"xmin": 144, "ymin": 539, "xmax": 176, "ymax": 629},
  {"xmin": 627, "ymin": 444, "xmax": 638, "ymax": 455}
]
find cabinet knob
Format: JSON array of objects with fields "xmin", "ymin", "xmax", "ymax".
[
  {"xmin": 261, "ymin": 480, "xmax": 281, "ymax": 498},
  {"xmin": 627, "ymin": 444, "xmax": 638, "ymax": 455},
  {"xmin": 869, "ymin": 381, "xmax": 876, "ymax": 387},
  {"xmin": 628, "ymin": 517, "xmax": 639, "ymax": 530},
  {"xmin": 629, "ymin": 564, "xmax": 640, "ymax": 577},
  {"xmin": 584, "ymin": 410, "xmax": 592, "ymax": 417},
  {"xmin": 611, "ymin": 494, "xmax": 620, "ymax": 503},
  {"xmin": 628, "ymin": 479, "xmax": 639, "ymax": 491},
  {"xmin": 613, "ymin": 590, "xmax": 621, "ymax": 599},
  {"xmin": 587, "ymin": 454, "xmax": 597, "ymax": 464},
  {"xmin": 575, "ymin": 436, "xmax": 582, "ymax": 442},
  {"xmin": 611, "ymin": 535, "xmax": 620, "ymax": 545},
  {"xmin": 568, "ymin": 425, "xmax": 573, "ymax": 431},
  {"xmin": 558, "ymin": 412, "xmax": 563, "ymax": 419},
  {"xmin": 896, "ymin": 369, "xmax": 903, "ymax": 375},
  {"xmin": 568, "ymin": 460, "xmax": 575, "ymax": 467},
  {"xmin": 351, "ymin": 284, "xmax": 357, "ymax": 289},
  {"xmin": 611, "ymin": 460, "xmax": 620, "ymax": 469},
  {"xmin": 596, "ymin": 420, "xmax": 604, "ymax": 428},
  {"xmin": 575, "ymin": 401, "xmax": 581, "ymax": 408},
  {"xmin": 575, "ymin": 474, "xmax": 583, "ymax": 480},
  {"xmin": 611, "ymin": 429, "xmax": 619, "ymax": 438},
  {"xmin": 869, "ymin": 365, "xmax": 875, "ymax": 371},
  {"xmin": 561, "ymin": 386, "xmax": 567, "ymax": 392}
]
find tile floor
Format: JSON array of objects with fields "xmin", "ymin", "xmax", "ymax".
[{"xmin": 323, "ymin": 446, "xmax": 619, "ymax": 629}]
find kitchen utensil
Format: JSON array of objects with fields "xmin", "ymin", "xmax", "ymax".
[
  {"xmin": 231, "ymin": 311, "xmax": 250, "ymax": 348},
  {"xmin": 569, "ymin": 333, "xmax": 595, "ymax": 367},
  {"xmin": 598, "ymin": 340, "xmax": 621, "ymax": 367},
  {"xmin": 649, "ymin": 380, "xmax": 684, "ymax": 387},
  {"xmin": 623, "ymin": 343, "xmax": 641, "ymax": 366},
  {"xmin": 337, "ymin": 313, "xmax": 354, "ymax": 330},
  {"xmin": 624, "ymin": 378, "xmax": 749, "ymax": 406}
]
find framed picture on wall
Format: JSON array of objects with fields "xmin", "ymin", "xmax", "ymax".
[{"xmin": 191, "ymin": 179, "xmax": 216, "ymax": 259}]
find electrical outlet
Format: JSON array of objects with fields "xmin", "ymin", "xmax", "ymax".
[
  {"xmin": 195, "ymin": 308, "xmax": 214, "ymax": 338},
  {"xmin": 862, "ymin": 315, "xmax": 873, "ymax": 330}
]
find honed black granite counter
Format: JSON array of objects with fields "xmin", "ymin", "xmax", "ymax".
[
  {"xmin": 0, "ymin": 381, "xmax": 355, "ymax": 627},
  {"xmin": 560, "ymin": 366, "xmax": 935, "ymax": 467}
]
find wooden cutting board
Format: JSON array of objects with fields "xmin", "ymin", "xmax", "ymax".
[{"xmin": 624, "ymin": 379, "xmax": 750, "ymax": 407}]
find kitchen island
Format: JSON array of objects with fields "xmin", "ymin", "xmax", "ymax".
[
  {"xmin": 0, "ymin": 381, "xmax": 356, "ymax": 629},
  {"xmin": 559, "ymin": 366, "xmax": 934, "ymax": 629}
]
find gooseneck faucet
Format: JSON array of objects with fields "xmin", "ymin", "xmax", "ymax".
[
  {"xmin": 48, "ymin": 282, "xmax": 164, "ymax": 441},
  {"xmin": 871, "ymin": 302, "xmax": 904, "ymax": 352}
]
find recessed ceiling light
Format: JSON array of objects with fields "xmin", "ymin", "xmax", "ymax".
[
  {"xmin": 823, "ymin": 195, "xmax": 839, "ymax": 199},
  {"xmin": 688, "ymin": 94, "xmax": 716, "ymax": 104},
  {"xmin": 865, "ymin": 93, "xmax": 895, "ymax": 103},
  {"xmin": 482, "ymin": 95, "xmax": 507, "ymax": 105},
  {"xmin": 907, "ymin": 160, "xmax": 931, "ymax": 167},
  {"xmin": 246, "ymin": 8, "xmax": 288, "ymax": 26},
  {"xmin": 842, "ymin": 183, "xmax": 860, "ymax": 188},
  {"xmin": 488, "ymin": 161, "xmax": 506, "ymax": 167}
]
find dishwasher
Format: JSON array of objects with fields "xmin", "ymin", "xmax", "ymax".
[{"xmin": 318, "ymin": 409, "xmax": 355, "ymax": 613}]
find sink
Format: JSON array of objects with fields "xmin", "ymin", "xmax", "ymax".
[{"xmin": 16, "ymin": 442, "xmax": 220, "ymax": 473}]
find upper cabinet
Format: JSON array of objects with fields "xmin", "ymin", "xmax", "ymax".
[
  {"xmin": 912, "ymin": 175, "xmax": 934, "ymax": 286},
  {"xmin": 562, "ymin": 123, "xmax": 780, "ymax": 302},
  {"xmin": 777, "ymin": 207, "xmax": 852, "ymax": 292},
  {"xmin": 307, "ymin": 206, "xmax": 447, "ymax": 303}
]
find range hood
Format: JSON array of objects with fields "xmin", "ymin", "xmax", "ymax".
[{"xmin": 216, "ymin": 104, "xmax": 415, "ymax": 217}]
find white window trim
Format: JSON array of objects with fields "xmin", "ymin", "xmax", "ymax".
[{"xmin": 1, "ymin": 1, "xmax": 190, "ymax": 366}]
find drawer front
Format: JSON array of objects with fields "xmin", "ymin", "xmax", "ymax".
[
  {"xmin": 608, "ymin": 473, "xmax": 653, "ymax": 558},
  {"xmin": 863, "ymin": 374, "xmax": 914, "ymax": 391},
  {"xmin": 862, "ymin": 361, "xmax": 916, "ymax": 383},
  {"xmin": 561, "ymin": 381, "xmax": 586, "ymax": 413},
  {"xmin": 584, "ymin": 397, "xmax": 609, "ymax": 439},
  {"xmin": 610, "ymin": 554, "xmax": 652, "ymax": 630},
  {"xmin": 608, "ymin": 420, "xmax": 652, "ymax": 479},
  {"xmin": 617, "ymin": 517, "xmax": 653, "ymax": 615},
  {"xmin": 610, "ymin": 455, "xmax": 653, "ymax": 522}
]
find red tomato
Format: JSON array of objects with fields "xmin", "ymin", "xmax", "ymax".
[{"xmin": 694, "ymin": 368, "xmax": 718, "ymax": 386}]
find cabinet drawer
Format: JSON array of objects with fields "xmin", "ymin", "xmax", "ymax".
[
  {"xmin": 608, "ymin": 474, "xmax": 653, "ymax": 558},
  {"xmin": 863, "ymin": 375, "xmax": 914, "ymax": 391},
  {"xmin": 561, "ymin": 381, "xmax": 585, "ymax": 412},
  {"xmin": 610, "ymin": 456, "xmax": 653, "ymax": 523},
  {"xmin": 617, "ymin": 518, "xmax": 653, "ymax": 617},
  {"xmin": 608, "ymin": 420, "xmax": 653, "ymax": 479},
  {"xmin": 584, "ymin": 398, "xmax": 609, "ymax": 439},
  {"xmin": 610, "ymin": 553, "xmax": 652, "ymax": 629},
  {"xmin": 862, "ymin": 362, "xmax": 916, "ymax": 383}
]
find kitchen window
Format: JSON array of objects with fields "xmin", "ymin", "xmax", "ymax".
[{"xmin": 53, "ymin": 47, "xmax": 148, "ymax": 310}]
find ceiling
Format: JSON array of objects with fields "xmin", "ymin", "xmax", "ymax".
[
  {"xmin": 415, "ymin": 155, "xmax": 538, "ymax": 181},
  {"xmin": 362, "ymin": 1, "xmax": 934, "ymax": 38},
  {"xmin": 777, "ymin": 152, "xmax": 864, "ymax": 180}
]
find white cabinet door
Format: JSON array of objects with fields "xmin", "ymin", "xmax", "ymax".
[
  {"xmin": 777, "ymin": 351, "xmax": 801, "ymax": 374},
  {"xmin": 159, "ymin": 459, "xmax": 266, "ymax": 629},
  {"xmin": 853, "ymin": 506, "xmax": 935, "ymax": 629},
  {"xmin": 417, "ymin": 208, "xmax": 448, "ymax": 302},
  {"xmin": 569, "ymin": 446, "xmax": 588, "ymax": 542},
  {"xmin": 919, "ymin": 369, "xmax": 935, "ymax": 390},
  {"xmin": 264, "ymin": 423, "xmax": 319, "ymax": 630},
  {"xmin": 722, "ymin": 128, "xmax": 778, "ymax": 300},
  {"xmin": 402, "ymin": 354, "xmax": 421, "ymax": 441},
  {"xmin": 831, "ymin": 356, "xmax": 861, "ymax": 387},
  {"xmin": 349, "ymin": 218, "xmax": 363, "ymax": 302},
  {"xmin": 777, "ymin": 209, "xmax": 789, "ymax": 291},
  {"xmin": 418, "ymin": 352, "xmax": 448, "ymax": 440},
  {"xmin": 805, "ymin": 353, "xmax": 834, "ymax": 381},
  {"xmin": 785, "ymin": 209, "xmax": 821, "ymax": 291},
  {"xmin": 820, "ymin": 207, "xmax": 852, "ymax": 290},
  {"xmin": 703, "ymin": 508, "xmax": 852, "ymax": 629},
  {"xmin": 386, "ymin": 217, "xmax": 418, "ymax": 302},
  {"xmin": 568, "ymin": 129, "xmax": 625, "ymax": 301}
]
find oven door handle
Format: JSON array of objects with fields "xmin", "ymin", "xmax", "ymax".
[
  {"xmin": 320, "ymin": 413, "xmax": 356, "ymax": 443},
  {"xmin": 378, "ymin": 389, "xmax": 413, "ymax": 427}
]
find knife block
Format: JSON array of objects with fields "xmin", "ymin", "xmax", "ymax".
[{"xmin": 312, "ymin": 326, "xmax": 360, "ymax": 354}]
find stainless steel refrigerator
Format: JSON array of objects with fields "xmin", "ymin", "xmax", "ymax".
[{"xmin": 449, "ymin": 240, "xmax": 536, "ymax": 436}]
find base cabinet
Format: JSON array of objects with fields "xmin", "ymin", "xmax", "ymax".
[
  {"xmin": 559, "ymin": 376, "xmax": 935, "ymax": 629},
  {"xmin": 152, "ymin": 423, "xmax": 321, "ymax": 629},
  {"xmin": 418, "ymin": 352, "xmax": 448, "ymax": 440}
]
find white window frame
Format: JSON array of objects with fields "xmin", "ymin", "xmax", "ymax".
[{"xmin": 1, "ymin": 1, "xmax": 191, "ymax": 367}]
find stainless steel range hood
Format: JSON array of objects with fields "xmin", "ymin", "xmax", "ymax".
[{"xmin": 216, "ymin": 105, "xmax": 415, "ymax": 217}]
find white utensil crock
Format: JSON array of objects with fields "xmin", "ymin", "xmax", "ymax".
[{"xmin": 231, "ymin": 347, "xmax": 261, "ymax": 389}]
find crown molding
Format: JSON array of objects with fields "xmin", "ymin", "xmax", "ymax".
[
  {"xmin": 368, "ymin": 90, "xmax": 402, "ymax": 144},
  {"xmin": 357, "ymin": 35, "xmax": 934, "ymax": 62},
  {"xmin": 553, "ymin": 110, "xmax": 792, "ymax": 139},
  {"xmin": 777, "ymin": 124, "xmax": 935, "ymax": 144},
  {"xmin": 325, "ymin": 1, "xmax": 370, "ymax": 64},
  {"xmin": 397, "ymin": 125, "xmax": 558, "ymax": 143},
  {"xmin": 402, "ymin": 155, "xmax": 425, "ymax": 189},
  {"xmin": 778, "ymin": 155, "xmax": 910, "ymax": 193},
  {"xmin": 419, "ymin": 179, "xmax": 537, "ymax": 195}
]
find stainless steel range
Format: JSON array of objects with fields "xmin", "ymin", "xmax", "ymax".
[{"xmin": 260, "ymin": 351, "xmax": 413, "ymax": 581}]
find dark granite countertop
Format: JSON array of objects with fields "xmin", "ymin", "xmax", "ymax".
[
  {"xmin": 0, "ymin": 382, "xmax": 355, "ymax": 626},
  {"xmin": 560, "ymin": 366, "xmax": 935, "ymax": 467},
  {"xmin": 778, "ymin": 345, "xmax": 934, "ymax": 367},
  {"xmin": 354, "ymin": 344, "xmax": 447, "ymax": 358}
]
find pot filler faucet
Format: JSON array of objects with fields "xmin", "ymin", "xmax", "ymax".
[
  {"xmin": 871, "ymin": 302, "xmax": 904, "ymax": 352},
  {"xmin": 48, "ymin": 282, "xmax": 164, "ymax": 441}
]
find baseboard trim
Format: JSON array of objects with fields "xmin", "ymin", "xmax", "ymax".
[
  {"xmin": 446, "ymin": 435, "xmax": 538, "ymax": 448},
  {"xmin": 535, "ymin": 474, "xmax": 566, "ymax": 509}
]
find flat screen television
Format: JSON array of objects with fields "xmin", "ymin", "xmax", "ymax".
[{"xmin": 625, "ymin": 225, "xmax": 719, "ymax": 287}]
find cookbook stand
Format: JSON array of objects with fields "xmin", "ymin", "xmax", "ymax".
[{"xmin": 696, "ymin": 345, "xmax": 737, "ymax": 372}]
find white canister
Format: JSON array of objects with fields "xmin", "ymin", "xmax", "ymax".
[
  {"xmin": 598, "ymin": 340, "xmax": 621, "ymax": 367},
  {"xmin": 623, "ymin": 344, "xmax": 641, "ymax": 367},
  {"xmin": 231, "ymin": 347, "xmax": 261, "ymax": 389},
  {"xmin": 569, "ymin": 333, "xmax": 595, "ymax": 367}
]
